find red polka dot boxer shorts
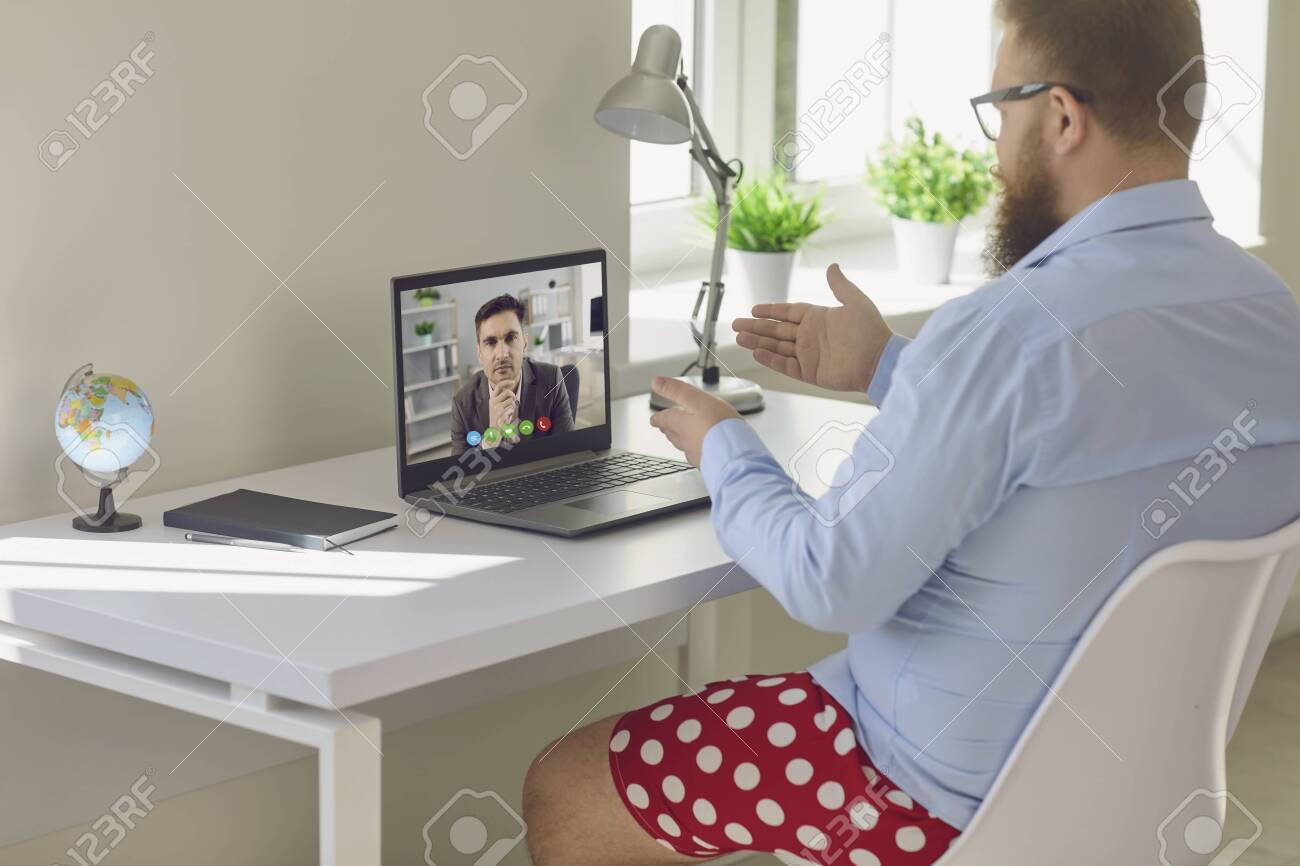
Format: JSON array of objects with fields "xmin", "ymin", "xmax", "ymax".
[{"xmin": 608, "ymin": 671, "xmax": 961, "ymax": 865}]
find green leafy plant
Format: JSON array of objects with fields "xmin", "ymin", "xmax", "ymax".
[
  {"xmin": 866, "ymin": 116, "xmax": 994, "ymax": 223},
  {"xmin": 695, "ymin": 169, "xmax": 830, "ymax": 253},
  {"xmin": 414, "ymin": 287, "xmax": 442, "ymax": 306},
  {"xmin": 414, "ymin": 320, "xmax": 436, "ymax": 337},
  {"xmin": 533, "ymin": 333, "xmax": 546, "ymax": 346}
]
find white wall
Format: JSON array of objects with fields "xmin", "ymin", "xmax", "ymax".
[
  {"xmin": 1, "ymin": 0, "xmax": 632, "ymax": 857},
  {"xmin": 4, "ymin": 1, "xmax": 1300, "ymax": 862},
  {"xmin": 0, "ymin": 647, "xmax": 687, "ymax": 866},
  {"xmin": 1, "ymin": 0, "xmax": 630, "ymax": 527}
]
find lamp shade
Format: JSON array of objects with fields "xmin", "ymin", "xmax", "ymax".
[{"xmin": 594, "ymin": 24, "xmax": 692, "ymax": 144}]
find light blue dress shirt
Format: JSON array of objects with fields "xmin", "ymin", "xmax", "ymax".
[{"xmin": 698, "ymin": 180, "xmax": 1300, "ymax": 830}]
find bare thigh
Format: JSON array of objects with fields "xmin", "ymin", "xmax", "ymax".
[{"xmin": 522, "ymin": 714, "xmax": 713, "ymax": 866}]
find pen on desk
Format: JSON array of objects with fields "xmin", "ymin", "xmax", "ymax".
[{"xmin": 184, "ymin": 531, "xmax": 302, "ymax": 552}]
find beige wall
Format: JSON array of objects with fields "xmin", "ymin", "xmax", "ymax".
[
  {"xmin": 0, "ymin": 652, "xmax": 685, "ymax": 866},
  {"xmin": 1, "ymin": 0, "xmax": 637, "ymax": 857},
  {"xmin": 1, "ymin": 0, "xmax": 630, "ymax": 526},
  {"xmin": 1256, "ymin": 0, "xmax": 1300, "ymax": 293},
  {"xmin": 4, "ymin": 1, "xmax": 1300, "ymax": 863}
]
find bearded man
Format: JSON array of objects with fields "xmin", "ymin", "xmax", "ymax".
[{"xmin": 521, "ymin": 3, "xmax": 1300, "ymax": 865}]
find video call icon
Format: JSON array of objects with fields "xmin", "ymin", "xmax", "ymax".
[{"xmin": 464, "ymin": 420, "xmax": 548, "ymax": 450}]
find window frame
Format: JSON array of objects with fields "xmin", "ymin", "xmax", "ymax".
[
  {"xmin": 631, "ymin": 0, "xmax": 1269, "ymax": 279},
  {"xmin": 629, "ymin": 0, "xmax": 902, "ymax": 277},
  {"xmin": 627, "ymin": 0, "xmax": 705, "ymax": 208}
]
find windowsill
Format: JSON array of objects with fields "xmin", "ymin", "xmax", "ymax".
[
  {"xmin": 617, "ymin": 228, "xmax": 988, "ymax": 390},
  {"xmin": 631, "ymin": 176, "xmax": 893, "ymax": 276},
  {"xmin": 616, "ymin": 223, "xmax": 1274, "ymax": 397}
]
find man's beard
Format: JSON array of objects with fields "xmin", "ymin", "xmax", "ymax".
[
  {"xmin": 982, "ymin": 136, "xmax": 1063, "ymax": 277},
  {"xmin": 491, "ymin": 362, "xmax": 519, "ymax": 389}
]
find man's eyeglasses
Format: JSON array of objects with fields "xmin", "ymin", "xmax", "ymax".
[{"xmin": 970, "ymin": 82, "xmax": 1093, "ymax": 141}]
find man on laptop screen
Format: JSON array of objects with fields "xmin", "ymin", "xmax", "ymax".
[{"xmin": 450, "ymin": 293, "xmax": 574, "ymax": 455}]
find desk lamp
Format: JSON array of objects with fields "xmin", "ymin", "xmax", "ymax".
[{"xmin": 595, "ymin": 24, "xmax": 765, "ymax": 413}]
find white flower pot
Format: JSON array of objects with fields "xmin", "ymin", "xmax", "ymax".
[
  {"xmin": 891, "ymin": 217, "xmax": 960, "ymax": 285},
  {"xmin": 725, "ymin": 248, "xmax": 798, "ymax": 315}
]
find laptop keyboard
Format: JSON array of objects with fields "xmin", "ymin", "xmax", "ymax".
[{"xmin": 439, "ymin": 453, "xmax": 692, "ymax": 514}]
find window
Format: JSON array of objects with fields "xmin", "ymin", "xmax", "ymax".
[
  {"xmin": 628, "ymin": 0, "xmax": 697, "ymax": 206},
  {"xmin": 785, "ymin": 2, "xmax": 890, "ymax": 183},
  {"xmin": 880, "ymin": 4, "xmax": 998, "ymax": 164},
  {"xmin": 1187, "ymin": 1, "xmax": 1268, "ymax": 244},
  {"xmin": 785, "ymin": 1, "xmax": 996, "ymax": 183},
  {"xmin": 629, "ymin": 0, "xmax": 1268, "ymax": 273}
]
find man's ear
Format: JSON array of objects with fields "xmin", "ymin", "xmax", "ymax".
[{"xmin": 1048, "ymin": 85, "xmax": 1087, "ymax": 156}]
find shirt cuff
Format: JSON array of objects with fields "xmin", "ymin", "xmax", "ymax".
[
  {"xmin": 699, "ymin": 418, "xmax": 769, "ymax": 494},
  {"xmin": 866, "ymin": 334, "xmax": 910, "ymax": 406}
]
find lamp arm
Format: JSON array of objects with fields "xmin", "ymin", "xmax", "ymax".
[
  {"xmin": 678, "ymin": 74, "xmax": 736, "ymax": 192},
  {"xmin": 678, "ymin": 74, "xmax": 737, "ymax": 380}
]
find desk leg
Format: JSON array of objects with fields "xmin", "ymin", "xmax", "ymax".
[
  {"xmin": 683, "ymin": 590, "xmax": 754, "ymax": 686},
  {"xmin": 319, "ymin": 713, "xmax": 383, "ymax": 866},
  {"xmin": 0, "ymin": 622, "xmax": 384, "ymax": 866}
]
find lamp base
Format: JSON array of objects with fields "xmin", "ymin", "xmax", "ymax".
[{"xmin": 649, "ymin": 374, "xmax": 765, "ymax": 414}]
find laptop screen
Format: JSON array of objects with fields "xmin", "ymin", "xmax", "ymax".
[{"xmin": 391, "ymin": 248, "xmax": 611, "ymax": 496}]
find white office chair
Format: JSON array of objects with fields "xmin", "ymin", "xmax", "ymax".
[{"xmin": 933, "ymin": 516, "xmax": 1300, "ymax": 866}]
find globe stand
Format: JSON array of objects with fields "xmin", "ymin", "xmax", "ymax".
[{"xmin": 73, "ymin": 485, "xmax": 142, "ymax": 533}]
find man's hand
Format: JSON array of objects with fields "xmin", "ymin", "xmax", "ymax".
[
  {"xmin": 649, "ymin": 376, "xmax": 741, "ymax": 467},
  {"xmin": 732, "ymin": 263, "xmax": 893, "ymax": 393},
  {"xmin": 487, "ymin": 380, "xmax": 518, "ymax": 446}
]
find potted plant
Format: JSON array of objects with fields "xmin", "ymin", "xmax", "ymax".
[
  {"xmin": 414, "ymin": 319, "xmax": 437, "ymax": 346},
  {"xmin": 533, "ymin": 333, "xmax": 546, "ymax": 348},
  {"xmin": 695, "ymin": 169, "xmax": 829, "ymax": 309},
  {"xmin": 866, "ymin": 116, "xmax": 993, "ymax": 284},
  {"xmin": 414, "ymin": 287, "xmax": 442, "ymax": 307}
]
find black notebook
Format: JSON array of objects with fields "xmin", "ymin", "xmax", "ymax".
[{"xmin": 163, "ymin": 489, "xmax": 397, "ymax": 551}]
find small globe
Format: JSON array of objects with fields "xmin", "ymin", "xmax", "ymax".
[{"xmin": 55, "ymin": 364, "xmax": 155, "ymax": 478}]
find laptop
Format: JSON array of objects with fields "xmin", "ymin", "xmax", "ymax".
[{"xmin": 391, "ymin": 247, "xmax": 710, "ymax": 536}]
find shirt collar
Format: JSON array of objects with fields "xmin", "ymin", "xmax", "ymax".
[{"xmin": 1013, "ymin": 179, "xmax": 1212, "ymax": 272}]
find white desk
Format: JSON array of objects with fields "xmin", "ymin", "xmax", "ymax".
[{"xmin": 0, "ymin": 391, "xmax": 874, "ymax": 865}]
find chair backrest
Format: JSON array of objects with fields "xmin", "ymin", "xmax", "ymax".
[
  {"xmin": 936, "ymin": 516, "xmax": 1300, "ymax": 866},
  {"xmin": 560, "ymin": 363, "xmax": 579, "ymax": 418}
]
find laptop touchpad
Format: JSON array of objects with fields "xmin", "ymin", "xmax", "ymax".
[{"xmin": 569, "ymin": 490, "xmax": 669, "ymax": 515}]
